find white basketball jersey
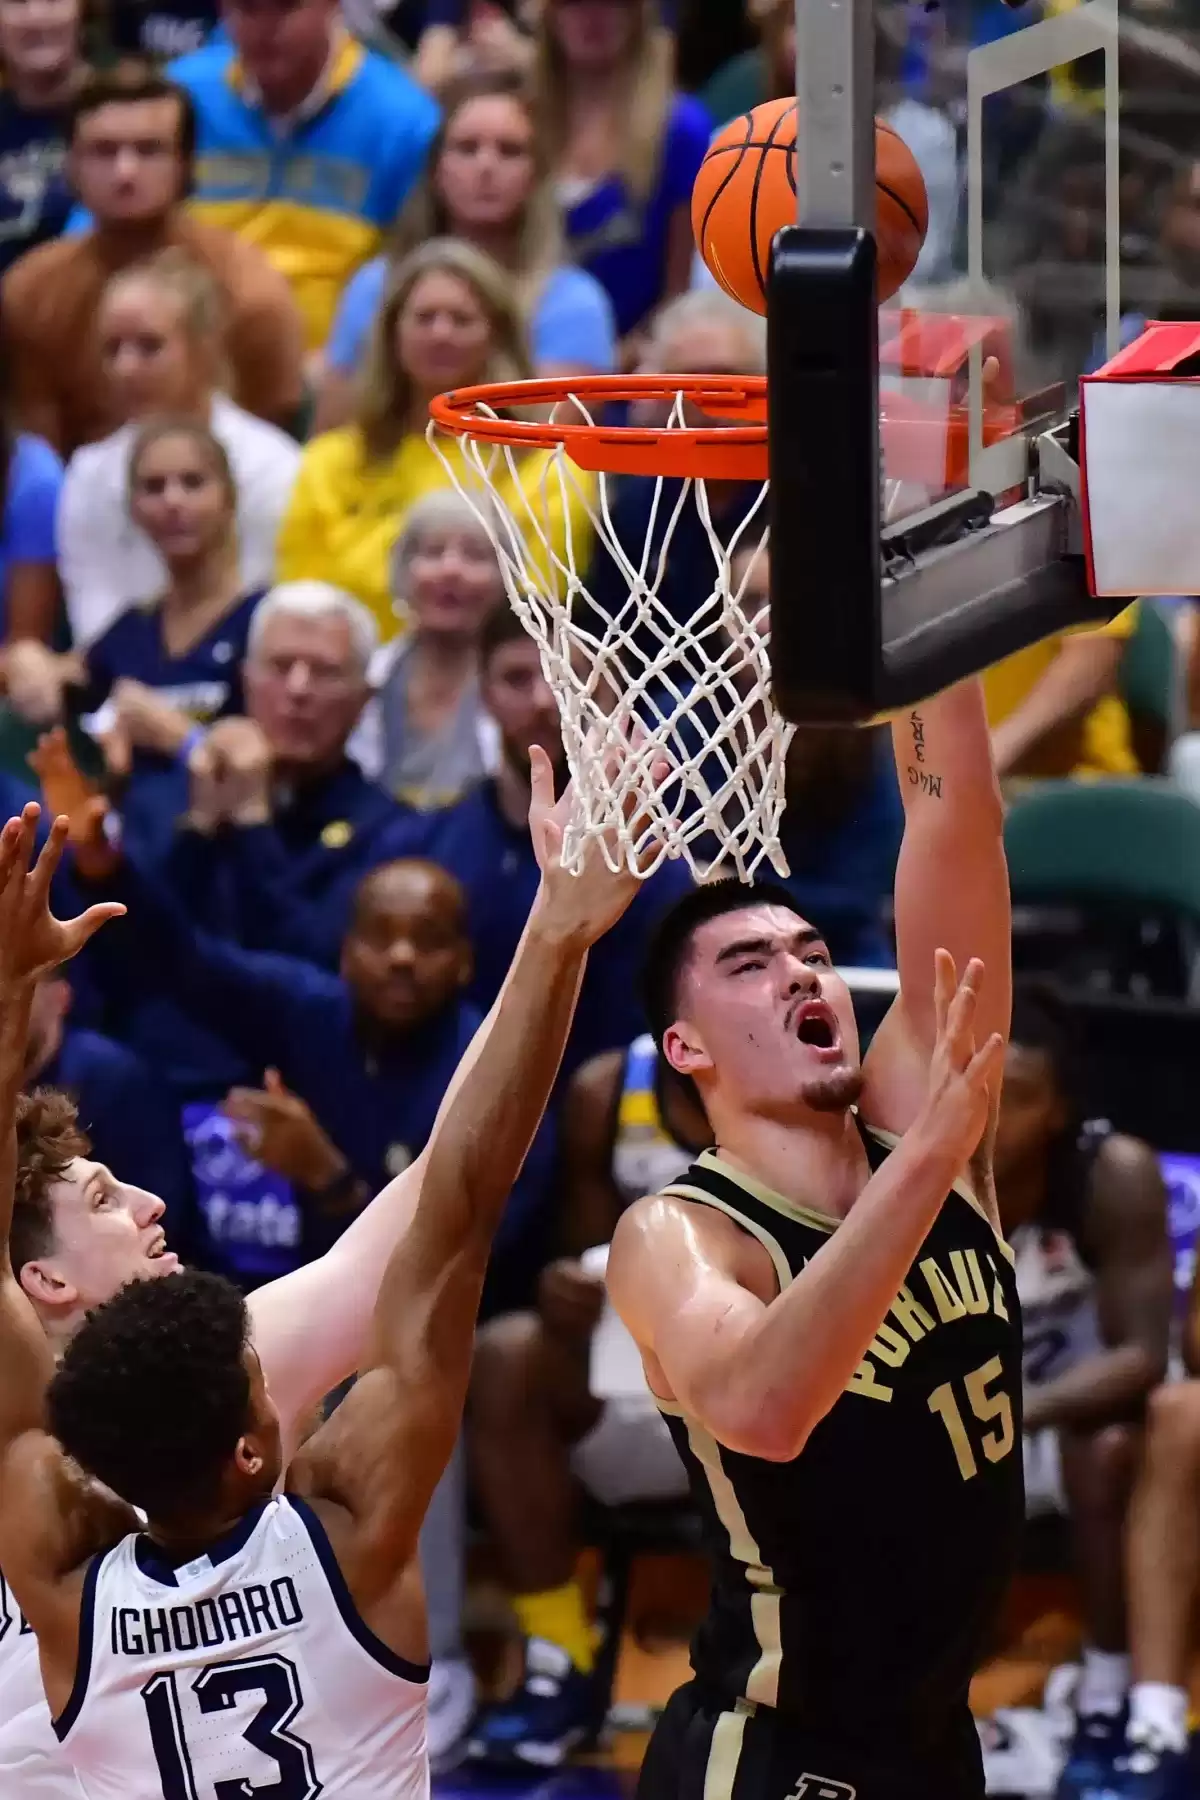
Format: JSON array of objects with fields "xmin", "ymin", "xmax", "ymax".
[
  {"xmin": 56, "ymin": 1495, "xmax": 428, "ymax": 1800},
  {"xmin": 1012, "ymin": 1222, "xmax": 1101, "ymax": 1387}
]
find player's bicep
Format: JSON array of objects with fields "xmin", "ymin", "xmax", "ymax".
[
  {"xmin": 0, "ymin": 1429, "xmax": 134, "ymax": 1649},
  {"xmin": 248, "ymin": 1164, "xmax": 427, "ymax": 1450},
  {"xmin": 288, "ymin": 1358, "xmax": 456, "ymax": 1592},
  {"xmin": 608, "ymin": 1202, "xmax": 768, "ymax": 1441}
]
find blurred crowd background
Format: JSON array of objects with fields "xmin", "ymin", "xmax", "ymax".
[{"xmin": 5, "ymin": 0, "xmax": 1200, "ymax": 1787}]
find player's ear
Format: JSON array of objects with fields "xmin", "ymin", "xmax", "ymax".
[
  {"xmin": 234, "ymin": 1437, "xmax": 266, "ymax": 1479},
  {"xmin": 663, "ymin": 1021, "xmax": 710, "ymax": 1078},
  {"xmin": 18, "ymin": 1258, "xmax": 77, "ymax": 1313}
]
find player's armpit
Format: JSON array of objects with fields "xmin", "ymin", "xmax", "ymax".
[{"xmin": 864, "ymin": 680, "xmax": 1010, "ymax": 1136}]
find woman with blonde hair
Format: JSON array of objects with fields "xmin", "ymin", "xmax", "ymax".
[
  {"xmin": 317, "ymin": 68, "xmax": 615, "ymax": 430},
  {"xmin": 57, "ymin": 249, "xmax": 301, "ymax": 650},
  {"xmin": 279, "ymin": 238, "xmax": 594, "ymax": 640},
  {"xmin": 531, "ymin": 0, "xmax": 711, "ymax": 342},
  {"xmin": 353, "ymin": 489, "xmax": 507, "ymax": 809}
]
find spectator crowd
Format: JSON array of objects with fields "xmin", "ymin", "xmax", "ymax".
[{"xmin": 4, "ymin": 0, "xmax": 1200, "ymax": 1789}]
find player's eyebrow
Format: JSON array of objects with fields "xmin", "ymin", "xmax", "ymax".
[{"xmin": 715, "ymin": 926, "xmax": 823, "ymax": 967}]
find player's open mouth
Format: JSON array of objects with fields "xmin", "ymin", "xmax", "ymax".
[
  {"xmin": 790, "ymin": 999, "xmax": 841, "ymax": 1057},
  {"xmin": 146, "ymin": 1235, "xmax": 178, "ymax": 1269}
]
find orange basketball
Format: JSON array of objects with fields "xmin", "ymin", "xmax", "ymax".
[{"xmin": 692, "ymin": 97, "xmax": 929, "ymax": 314}]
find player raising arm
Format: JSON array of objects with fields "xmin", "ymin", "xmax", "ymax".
[
  {"xmin": 607, "ymin": 677, "xmax": 1017, "ymax": 1800},
  {"xmin": 0, "ymin": 751, "xmax": 668, "ymax": 1798}
]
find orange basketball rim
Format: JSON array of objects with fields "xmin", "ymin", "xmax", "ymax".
[{"xmin": 427, "ymin": 374, "xmax": 769, "ymax": 482}]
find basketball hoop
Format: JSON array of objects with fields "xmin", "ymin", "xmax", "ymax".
[{"xmin": 427, "ymin": 374, "xmax": 791, "ymax": 884}]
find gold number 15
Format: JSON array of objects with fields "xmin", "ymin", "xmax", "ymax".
[{"xmin": 927, "ymin": 1356, "xmax": 1014, "ymax": 1482}]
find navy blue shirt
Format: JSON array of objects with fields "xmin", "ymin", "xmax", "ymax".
[
  {"xmin": 0, "ymin": 95, "xmax": 72, "ymax": 274},
  {"xmin": 80, "ymin": 588, "xmax": 257, "ymax": 719},
  {"xmin": 38, "ymin": 1026, "xmax": 195, "ymax": 1250},
  {"xmin": 76, "ymin": 855, "xmax": 558, "ymax": 1292},
  {"xmin": 107, "ymin": 0, "xmax": 219, "ymax": 57},
  {"xmin": 161, "ymin": 759, "xmax": 417, "ymax": 969},
  {"xmin": 408, "ymin": 779, "xmax": 694, "ymax": 1075},
  {"xmin": 77, "ymin": 589, "xmax": 261, "ymax": 872},
  {"xmin": 92, "ymin": 760, "xmax": 415, "ymax": 1098}
]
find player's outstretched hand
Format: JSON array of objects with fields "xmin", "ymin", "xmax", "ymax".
[
  {"xmin": 528, "ymin": 728, "xmax": 670, "ymax": 945},
  {"xmin": 0, "ymin": 806, "xmax": 125, "ymax": 987},
  {"xmin": 916, "ymin": 949, "xmax": 1005, "ymax": 1170}
]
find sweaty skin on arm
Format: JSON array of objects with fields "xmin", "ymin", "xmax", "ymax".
[
  {"xmin": 1025, "ymin": 1136, "xmax": 1172, "ymax": 1431},
  {"xmin": 861, "ymin": 680, "xmax": 1011, "ymax": 1151}
]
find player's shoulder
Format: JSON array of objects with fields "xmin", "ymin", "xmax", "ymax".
[
  {"xmin": 1085, "ymin": 1128, "xmax": 1166, "ymax": 1223},
  {"xmin": 1089, "ymin": 1127, "xmax": 1159, "ymax": 1175}
]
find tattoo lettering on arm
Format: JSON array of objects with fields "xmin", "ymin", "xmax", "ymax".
[{"xmin": 907, "ymin": 711, "xmax": 944, "ymax": 798}]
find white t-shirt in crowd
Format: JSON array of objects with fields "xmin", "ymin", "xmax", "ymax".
[{"xmin": 57, "ymin": 393, "xmax": 302, "ymax": 649}]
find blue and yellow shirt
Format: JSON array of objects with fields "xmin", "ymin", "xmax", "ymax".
[{"xmin": 166, "ymin": 34, "xmax": 440, "ymax": 346}]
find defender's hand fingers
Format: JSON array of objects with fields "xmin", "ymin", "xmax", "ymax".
[
  {"xmin": 27, "ymin": 813, "xmax": 68, "ymax": 903},
  {"xmin": 965, "ymin": 1031, "xmax": 1006, "ymax": 1090},
  {"xmin": 932, "ymin": 948, "xmax": 956, "ymax": 1041}
]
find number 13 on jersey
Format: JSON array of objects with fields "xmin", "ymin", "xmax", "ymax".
[{"xmin": 927, "ymin": 1357, "xmax": 1015, "ymax": 1481}]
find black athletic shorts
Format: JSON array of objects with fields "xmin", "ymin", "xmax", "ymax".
[{"xmin": 637, "ymin": 1681, "xmax": 985, "ymax": 1800}]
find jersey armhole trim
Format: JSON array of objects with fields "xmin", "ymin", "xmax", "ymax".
[
  {"xmin": 862, "ymin": 1124, "xmax": 1016, "ymax": 1266},
  {"xmin": 285, "ymin": 1494, "xmax": 431, "ymax": 1686},
  {"xmin": 51, "ymin": 1549, "xmax": 105, "ymax": 1742}
]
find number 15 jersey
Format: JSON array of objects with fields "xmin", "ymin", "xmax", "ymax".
[
  {"xmin": 54, "ymin": 1493, "xmax": 429, "ymax": 1800},
  {"xmin": 658, "ymin": 1131, "xmax": 1023, "ymax": 1748}
]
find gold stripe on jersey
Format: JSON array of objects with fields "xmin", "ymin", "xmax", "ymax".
[
  {"xmin": 864, "ymin": 1126, "xmax": 1015, "ymax": 1266},
  {"xmin": 703, "ymin": 1705, "xmax": 751, "ymax": 1800},
  {"xmin": 660, "ymin": 1182, "xmax": 795, "ymax": 1292},
  {"xmin": 676, "ymin": 1149, "xmax": 840, "ymax": 1233},
  {"xmin": 683, "ymin": 1416, "xmax": 783, "ymax": 1711}
]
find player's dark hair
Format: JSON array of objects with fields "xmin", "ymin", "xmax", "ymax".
[
  {"xmin": 12, "ymin": 1090, "xmax": 91, "ymax": 1277},
  {"xmin": 479, "ymin": 603, "xmax": 530, "ymax": 666},
  {"xmin": 47, "ymin": 1271, "xmax": 252, "ymax": 1523},
  {"xmin": 640, "ymin": 878, "xmax": 806, "ymax": 1051}
]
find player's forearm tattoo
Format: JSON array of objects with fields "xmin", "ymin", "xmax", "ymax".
[{"xmin": 905, "ymin": 710, "xmax": 943, "ymax": 798}]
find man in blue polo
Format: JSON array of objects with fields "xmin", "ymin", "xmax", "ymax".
[{"xmin": 167, "ymin": 0, "xmax": 439, "ymax": 349}]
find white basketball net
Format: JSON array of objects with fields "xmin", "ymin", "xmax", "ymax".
[{"xmin": 428, "ymin": 390, "xmax": 795, "ymax": 884}]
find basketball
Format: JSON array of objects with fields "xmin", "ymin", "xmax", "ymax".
[{"xmin": 692, "ymin": 97, "xmax": 929, "ymax": 314}]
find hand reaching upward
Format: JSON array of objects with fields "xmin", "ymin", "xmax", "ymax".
[
  {"xmin": 0, "ymin": 806, "xmax": 125, "ymax": 988},
  {"xmin": 915, "ymin": 950, "xmax": 1005, "ymax": 1172},
  {"xmin": 528, "ymin": 727, "xmax": 673, "ymax": 946}
]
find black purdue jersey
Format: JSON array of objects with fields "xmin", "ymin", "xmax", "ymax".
[{"xmin": 659, "ymin": 1129, "xmax": 1024, "ymax": 1746}]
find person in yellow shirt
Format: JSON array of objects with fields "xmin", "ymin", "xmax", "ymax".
[
  {"xmin": 985, "ymin": 605, "xmax": 1139, "ymax": 778},
  {"xmin": 277, "ymin": 238, "xmax": 595, "ymax": 641}
]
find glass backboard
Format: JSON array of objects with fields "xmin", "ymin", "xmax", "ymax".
[{"xmin": 866, "ymin": 0, "xmax": 1157, "ymax": 519}]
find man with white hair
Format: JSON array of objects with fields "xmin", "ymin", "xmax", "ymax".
[
  {"xmin": 180, "ymin": 579, "xmax": 417, "ymax": 967},
  {"xmin": 585, "ymin": 290, "xmax": 769, "ymax": 657}
]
